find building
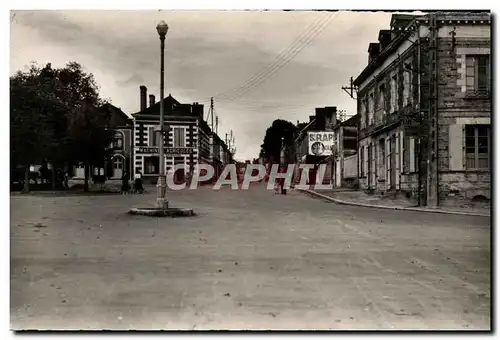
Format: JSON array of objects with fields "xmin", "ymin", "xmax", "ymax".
[
  {"xmin": 72, "ymin": 103, "xmax": 133, "ymax": 180},
  {"xmin": 289, "ymin": 106, "xmax": 337, "ymax": 185},
  {"xmin": 131, "ymin": 86, "xmax": 233, "ymax": 184},
  {"xmin": 354, "ymin": 12, "xmax": 491, "ymax": 207},
  {"xmin": 101, "ymin": 103, "xmax": 134, "ymax": 179},
  {"xmin": 331, "ymin": 114, "xmax": 358, "ymax": 188}
]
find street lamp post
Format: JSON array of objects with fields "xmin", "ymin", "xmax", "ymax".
[{"xmin": 156, "ymin": 20, "xmax": 169, "ymax": 209}]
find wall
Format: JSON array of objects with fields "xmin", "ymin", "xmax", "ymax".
[
  {"xmin": 435, "ymin": 25, "xmax": 491, "ymax": 204},
  {"xmin": 343, "ymin": 154, "xmax": 357, "ymax": 179}
]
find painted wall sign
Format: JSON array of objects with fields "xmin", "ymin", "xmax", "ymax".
[
  {"xmin": 137, "ymin": 147, "xmax": 195, "ymax": 155},
  {"xmin": 307, "ymin": 131, "xmax": 335, "ymax": 156}
]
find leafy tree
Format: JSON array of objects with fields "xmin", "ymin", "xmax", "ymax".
[
  {"xmin": 260, "ymin": 119, "xmax": 297, "ymax": 163},
  {"xmin": 10, "ymin": 64, "xmax": 54, "ymax": 192},
  {"xmin": 10, "ymin": 61, "xmax": 112, "ymax": 192},
  {"xmin": 66, "ymin": 99, "xmax": 113, "ymax": 192},
  {"xmin": 42, "ymin": 62, "xmax": 108, "ymax": 189}
]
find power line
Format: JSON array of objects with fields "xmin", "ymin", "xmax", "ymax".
[
  {"xmin": 211, "ymin": 13, "xmax": 328, "ymax": 101},
  {"xmin": 212, "ymin": 12, "xmax": 336, "ymax": 103},
  {"xmin": 218, "ymin": 13, "xmax": 334, "ymax": 102}
]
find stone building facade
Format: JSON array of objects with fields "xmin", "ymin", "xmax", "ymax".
[{"xmin": 354, "ymin": 12, "xmax": 491, "ymax": 207}]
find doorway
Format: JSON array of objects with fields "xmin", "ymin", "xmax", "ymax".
[{"xmin": 113, "ymin": 156, "xmax": 124, "ymax": 179}]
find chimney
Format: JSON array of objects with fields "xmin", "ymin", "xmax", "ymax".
[
  {"xmin": 378, "ymin": 30, "xmax": 392, "ymax": 51},
  {"xmin": 324, "ymin": 106, "xmax": 337, "ymax": 129},
  {"xmin": 149, "ymin": 94, "xmax": 155, "ymax": 108},
  {"xmin": 296, "ymin": 120, "xmax": 299, "ymax": 126},
  {"xmin": 390, "ymin": 14, "xmax": 415, "ymax": 38},
  {"xmin": 368, "ymin": 43, "xmax": 380, "ymax": 64},
  {"xmin": 309, "ymin": 115, "xmax": 315, "ymax": 123},
  {"xmin": 140, "ymin": 85, "xmax": 147, "ymax": 111},
  {"xmin": 192, "ymin": 103, "xmax": 204, "ymax": 119},
  {"xmin": 315, "ymin": 108, "xmax": 326, "ymax": 130}
]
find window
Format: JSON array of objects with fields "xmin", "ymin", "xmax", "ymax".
[
  {"xmin": 408, "ymin": 137, "xmax": 419, "ymax": 173},
  {"xmin": 149, "ymin": 127, "xmax": 160, "ymax": 147},
  {"xmin": 466, "ymin": 55, "xmax": 490, "ymax": 94},
  {"xmin": 113, "ymin": 132, "xmax": 123, "ymax": 149},
  {"xmin": 144, "ymin": 156, "xmax": 159, "ymax": 174},
  {"xmin": 403, "ymin": 63, "xmax": 412, "ymax": 106},
  {"xmin": 465, "ymin": 125, "xmax": 490, "ymax": 170},
  {"xmin": 360, "ymin": 146, "xmax": 365, "ymax": 176},
  {"xmin": 113, "ymin": 157, "xmax": 123, "ymax": 170},
  {"xmin": 390, "ymin": 75, "xmax": 398, "ymax": 113},
  {"xmin": 359, "ymin": 98, "xmax": 366, "ymax": 128},
  {"xmin": 174, "ymin": 128, "xmax": 185, "ymax": 147},
  {"xmin": 368, "ymin": 93, "xmax": 374, "ymax": 125},
  {"xmin": 378, "ymin": 85, "xmax": 385, "ymax": 114}
]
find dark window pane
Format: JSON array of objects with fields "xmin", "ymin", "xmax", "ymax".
[
  {"xmin": 477, "ymin": 55, "xmax": 490, "ymax": 91},
  {"xmin": 478, "ymin": 137, "xmax": 488, "ymax": 153},
  {"xmin": 477, "ymin": 126, "xmax": 488, "ymax": 137},
  {"xmin": 465, "ymin": 138, "xmax": 476, "ymax": 149}
]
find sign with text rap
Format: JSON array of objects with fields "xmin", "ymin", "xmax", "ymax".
[{"xmin": 307, "ymin": 131, "xmax": 334, "ymax": 156}]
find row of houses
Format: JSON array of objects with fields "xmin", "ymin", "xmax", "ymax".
[
  {"xmin": 73, "ymin": 85, "xmax": 234, "ymax": 184},
  {"xmin": 284, "ymin": 12, "xmax": 491, "ymax": 208}
]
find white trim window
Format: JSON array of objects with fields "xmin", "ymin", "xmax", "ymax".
[
  {"xmin": 466, "ymin": 55, "xmax": 491, "ymax": 94},
  {"xmin": 173, "ymin": 127, "xmax": 185, "ymax": 148},
  {"xmin": 149, "ymin": 127, "xmax": 160, "ymax": 147},
  {"xmin": 465, "ymin": 125, "xmax": 490, "ymax": 170}
]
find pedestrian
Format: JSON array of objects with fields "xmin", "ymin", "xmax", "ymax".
[
  {"xmin": 63, "ymin": 172, "xmax": 69, "ymax": 189},
  {"xmin": 134, "ymin": 171, "xmax": 143, "ymax": 194},
  {"xmin": 278, "ymin": 165, "xmax": 287, "ymax": 195},
  {"xmin": 121, "ymin": 171, "xmax": 130, "ymax": 194}
]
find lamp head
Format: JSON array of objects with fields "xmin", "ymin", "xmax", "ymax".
[{"xmin": 156, "ymin": 20, "xmax": 169, "ymax": 37}]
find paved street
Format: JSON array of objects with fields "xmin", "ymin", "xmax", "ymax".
[{"xmin": 10, "ymin": 183, "xmax": 491, "ymax": 330}]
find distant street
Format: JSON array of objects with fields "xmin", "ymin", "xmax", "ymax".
[{"xmin": 11, "ymin": 184, "xmax": 490, "ymax": 330}]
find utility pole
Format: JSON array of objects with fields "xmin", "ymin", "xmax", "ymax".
[
  {"xmin": 210, "ymin": 97, "xmax": 214, "ymax": 133},
  {"xmin": 341, "ymin": 76, "xmax": 357, "ymax": 100},
  {"xmin": 215, "ymin": 115, "xmax": 219, "ymax": 135},
  {"xmin": 341, "ymin": 76, "xmax": 359, "ymax": 187}
]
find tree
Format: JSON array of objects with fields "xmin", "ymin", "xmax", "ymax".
[
  {"xmin": 260, "ymin": 119, "xmax": 297, "ymax": 163},
  {"xmin": 43, "ymin": 62, "xmax": 108, "ymax": 189},
  {"xmin": 10, "ymin": 61, "xmax": 112, "ymax": 192},
  {"xmin": 66, "ymin": 99, "xmax": 113, "ymax": 192},
  {"xmin": 10, "ymin": 64, "xmax": 54, "ymax": 193}
]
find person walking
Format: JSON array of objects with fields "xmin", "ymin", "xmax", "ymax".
[
  {"xmin": 278, "ymin": 165, "xmax": 287, "ymax": 195},
  {"xmin": 134, "ymin": 171, "xmax": 143, "ymax": 194},
  {"xmin": 121, "ymin": 171, "xmax": 130, "ymax": 194}
]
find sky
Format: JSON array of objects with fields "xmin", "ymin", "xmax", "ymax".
[{"xmin": 10, "ymin": 9, "xmax": 406, "ymax": 161}]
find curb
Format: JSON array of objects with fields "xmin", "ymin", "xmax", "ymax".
[
  {"xmin": 297, "ymin": 188, "xmax": 490, "ymax": 218},
  {"xmin": 128, "ymin": 207, "xmax": 195, "ymax": 217}
]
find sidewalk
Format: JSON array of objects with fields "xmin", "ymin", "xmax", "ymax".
[{"xmin": 298, "ymin": 187, "xmax": 491, "ymax": 217}]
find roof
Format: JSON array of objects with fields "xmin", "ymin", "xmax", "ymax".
[
  {"xmin": 99, "ymin": 103, "xmax": 133, "ymax": 127},
  {"xmin": 131, "ymin": 94, "xmax": 182, "ymax": 116},
  {"xmin": 354, "ymin": 12, "xmax": 491, "ymax": 87}
]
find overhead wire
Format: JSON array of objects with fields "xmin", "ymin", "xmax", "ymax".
[{"xmin": 211, "ymin": 11, "xmax": 337, "ymax": 103}]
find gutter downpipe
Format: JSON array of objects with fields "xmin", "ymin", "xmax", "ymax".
[{"xmin": 417, "ymin": 21, "xmax": 423, "ymax": 206}]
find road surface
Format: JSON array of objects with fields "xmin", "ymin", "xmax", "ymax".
[{"xmin": 10, "ymin": 183, "xmax": 491, "ymax": 330}]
